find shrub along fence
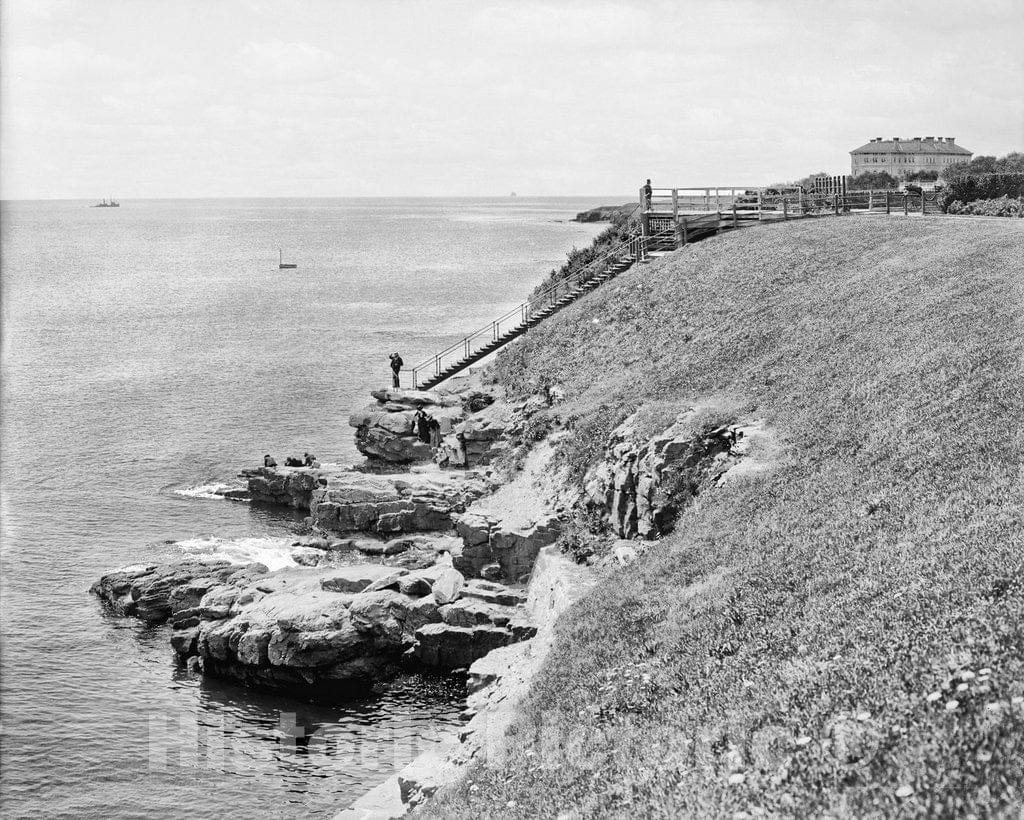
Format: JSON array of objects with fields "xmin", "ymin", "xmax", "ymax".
[{"xmin": 939, "ymin": 173, "xmax": 1024, "ymax": 211}]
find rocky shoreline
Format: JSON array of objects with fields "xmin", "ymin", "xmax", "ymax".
[{"xmin": 93, "ymin": 370, "xmax": 758, "ymax": 816}]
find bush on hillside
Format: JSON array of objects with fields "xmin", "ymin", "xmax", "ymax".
[
  {"xmin": 946, "ymin": 195, "xmax": 1023, "ymax": 217},
  {"xmin": 939, "ymin": 173, "xmax": 1024, "ymax": 211},
  {"xmin": 530, "ymin": 209, "xmax": 639, "ymax": 298}
]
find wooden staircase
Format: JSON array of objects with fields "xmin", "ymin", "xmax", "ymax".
[{"xmin": 414, "ymin": 251, "xmax": 640, "ymax": 390}]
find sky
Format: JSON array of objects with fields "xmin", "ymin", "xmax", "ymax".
[{"xmin": 1, "ymin": 0, "xmax": 1021, "ymax": 199}]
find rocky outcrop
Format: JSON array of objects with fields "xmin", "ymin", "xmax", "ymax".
[
  {"xmin": 309, "ymin": 469, "xmax": 493, "ymax": 535},
  {"xmin": 242, "ymin": 463, "xmax": 494, "ymax": 536},
  {"xmin": 243, "ymin": 467, "xmax": 320, "ymax": 508},
  {"xmin": 92, "ymin": 557, "xmax": 538, "ymax": 692},
  {"xmin": 574, "ymin": 203, "xmax": 635, "ymax": 223},
  {"xmin": 91, "ymin": 560, "xmax": 269, "ymax": 624},
  {"xmin": 584, "ymin": 409, "xmax": 739, "ymax": 539},
  {"xmin": 349, "ymin": 389, "xmax": 465, "ymax": 463},
  {"xmin": 437, "ymin": 401, "xmax": 511, "ymax": 467},
  {"xmin": 452, "ymin": 510, "xmax": 561, "ymax": 581}
]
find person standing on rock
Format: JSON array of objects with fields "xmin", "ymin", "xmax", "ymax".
[
  {"xmin": 388, "ymin": 352, "xmax": 403, "ymax": 388},
  {"xmin": 428, "ymin": 416, "xmax": 442, "ymax": 449}
]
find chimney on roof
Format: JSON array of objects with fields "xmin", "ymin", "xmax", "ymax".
[
  {"xmin": 912, "ymin": 136, "xmax": 921, "ymax": 141},
  {"xmin": 875, "ymin": 136, "xmax": 882, "ymax": 141},
  {"xmin": 925, "ymin": 136, "xmax": 934, "ymax": 141},
  {"xmin": 893, "ymin": 136, "xmax": 900, "ymax": 141},
  {"xmin": 948, "ymin": 137, "xmax": 956, "ymax": 144}
]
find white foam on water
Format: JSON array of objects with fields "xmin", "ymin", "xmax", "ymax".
[
  {"xmin": 173, "ymin": 536, "xmax": 299, "ymax": 571},
  {"xmin": 174, "ymin": 481, "xmax": 248, "ymax": 501}
]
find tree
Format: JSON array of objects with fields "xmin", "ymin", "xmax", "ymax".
[
  {"xmin": 941, "ymin": 152, "xmax": 1023, "ymax": 180},
  {"xmin": 796, "ymin": 171, "xmax": 831, "ymax": 190},
  {"xmin": 848, "ymin": 171, "xmax": 898, "ymax": 190},
  {"xmin": 995, "ymin": 152, "xmax": 1024, "ymax": 173}
]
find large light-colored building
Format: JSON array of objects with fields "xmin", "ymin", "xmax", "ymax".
[{"xmin": 850, "ymin": 136, "xmax": 972, "ymax": 178}]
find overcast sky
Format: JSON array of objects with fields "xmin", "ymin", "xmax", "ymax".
[{"xmin": 1, "ymin": 0, "xmax": 1021, "ymax": 199}]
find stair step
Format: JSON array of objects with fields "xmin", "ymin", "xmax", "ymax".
[{"xmin": 416, "ymin": 244, "xmax": 643, "ymax": 389}]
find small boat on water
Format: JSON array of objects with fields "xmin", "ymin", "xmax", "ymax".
[
  {"xmin": 92, "ymin": 197, "xmax": 120, "ymax": 208},
  {"xmin": 278, "ymin": 249, "xmax": 297, "ymax": 269}
]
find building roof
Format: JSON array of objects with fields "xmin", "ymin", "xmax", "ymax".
[{"xmin": 850, "ymin": 137, "xmax": 972, "ymax": 156}]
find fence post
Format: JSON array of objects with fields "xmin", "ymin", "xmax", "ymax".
[
  {"xmin": 672, "ymin": 189, "xmax": 679, "ymax": 221},
  {"xmin": 834, "ymin": 195, "xmax": 839, "ymax": 216},
  {"xmin": 682, "ymin": 218, "xmax": 689, "ymax": 245},
  {"xmin": 868, "ymin": 191, "xmax": 874, "ymax": 211},
  {"xmin": 903, "ymin": 193, "xmax": 909, "ymax": 216},
  {"xmin": 885, "ymin": 191, "xmax": 891, "ymax": 214},
  {"xmin": 783, "ymin": 199, "xmax": 788, "ymax": 220},
  {"xmin": 757, "ymin": 189, "xmax": 763, "ymax": 221},
  {"xmin": 921, "ymin": 193, "xmax": 926, "ymax": 215},
  {"xmin": 732, "ymin": 202, "xmax": 738, "ymax": 228},
  {"xmin": 412, "ymin": 369, "xmax": 418, "ymax": 388},
  {"xmin": 798, "ymin": 187, "xmax": 803, "ymax": 215}
]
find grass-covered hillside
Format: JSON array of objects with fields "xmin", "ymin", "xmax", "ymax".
[{"xmin": 431, "ymin": 217, "xmax": 1024, "ymax": 817}]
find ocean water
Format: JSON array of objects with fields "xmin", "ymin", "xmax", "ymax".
[{"xmin": 0, "ymin": 197, "xmax": 607, "ymax": 819}]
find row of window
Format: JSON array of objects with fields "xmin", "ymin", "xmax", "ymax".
[{"xmin": 857, "ymin": 155, "xmax": 959, "ymax": 164}]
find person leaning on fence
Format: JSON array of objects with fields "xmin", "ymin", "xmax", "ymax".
[
  {"xmin": 642, "ymin": 179, "xmax": 653, "ymax": 211},
  {"xmin": 388, "ymin": 352, "xmax": 403, "ymax": 388}
]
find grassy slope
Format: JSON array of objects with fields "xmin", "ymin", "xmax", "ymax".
[{"xmin": 429, "ymin": 217, "xmax": 1024, "ymax": 817}]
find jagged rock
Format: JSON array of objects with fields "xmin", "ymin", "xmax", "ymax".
[
  {"xmin": 98, "ymin": 547, "xmax": 540, "ymax": 691},
  {"xmin": 453, "ymin": 511, "xmax": 561, "ymax": 580},
  {"xmin": 461, "ymin": 579, "xmax": 527, "ymax": 607},
  {"xmin": 438, "ymin": 598, "xmax": 518, "ymax": 629},
  {"xmin": 90, "ymin": 560, "xmax": 267, "ymax": 624},
  {"xmin": 584, "ymin": 410, "xmax": 739, "ymax": 538},
  {"xmin": 358, "ymin": 536, "xmax": 412, "ymax": 556},
  {"xmin": 320, "ymin": 564, "xmax": 400, "ymax": 593},
  {"xmin": 406, "ymin": 597, "xmax": 443, "ymax": 631},
  {"xmin": 244, "ymin": 467, "xmax": 320, "ymax": 507},
  {"xmin": 368, "ymin": 388, "xmax": 461, "ymax": 407},
  {"xmin": 363, "ymin": 569, "xmax": 411, "ymax": 593},
  {"xmin": 350, "ymin": 390, "xmax": 465, "ymax": 463},
  {"xmin": 398, "ymin": 575, "xmax": 433, "ymax": 597},
  {"xmin": 432, "ymin": 568, "xmax": 465, "ymax": 605},
  {"xmin": 308, "ymin": 469, "xmax": 491, "ymax": 536},
  {"xmin": 413, "ymin": 623, "xmax": 516, "ymax": 669},
  {"xmin": 291, "ymin": 547, "xmax": 331, "ymax": 567}
]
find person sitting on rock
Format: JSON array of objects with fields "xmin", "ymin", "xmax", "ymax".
[
  {"xmin": 284, "ymin": 456, "xmax": 303, "ymax": 467},
  {"xmin": 388, "ymin": 352, "xmax": 403, "ymax": 388},
  {"xmin": 413, "ymin": 409, "xmax": 430, "ymax": 443},
  {"xmin": 263, "ymin": 454, "xmax": 277, "ymax": 467},
  {"xmin": 303, "ymin": 452, "xmax": 316, "ymax": 466}
]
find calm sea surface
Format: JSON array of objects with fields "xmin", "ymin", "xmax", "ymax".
[{"xmin": 0, "ymin": 197, "xmax": 608, "ymax": 819}]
